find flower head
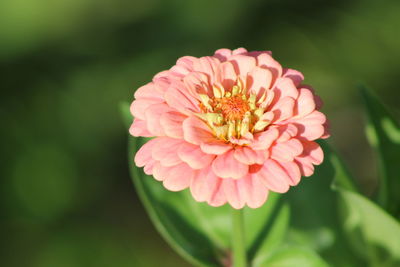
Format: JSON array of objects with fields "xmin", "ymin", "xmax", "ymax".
[{"xmin": 130, "ymin": 48, "xmax": 329, "ymax": 209}]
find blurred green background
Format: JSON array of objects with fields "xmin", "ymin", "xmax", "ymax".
[{"xmin": 1, "ymin": 0, "xmax": 400, "ymax": 266}]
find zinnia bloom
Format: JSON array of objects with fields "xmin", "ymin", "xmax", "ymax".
[{"xmin": 130, "ymin": 48, "xmax": 329, "ymax": 209}]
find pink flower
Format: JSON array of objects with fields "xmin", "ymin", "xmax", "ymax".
[{"xmin": 130, "ymin": 48, "xmax": 329, "ymax": 209}]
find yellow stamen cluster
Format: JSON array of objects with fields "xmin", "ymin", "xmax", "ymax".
[{"xmin": 197, "ymin": 78, "xmax": 270, "ymax": 142}]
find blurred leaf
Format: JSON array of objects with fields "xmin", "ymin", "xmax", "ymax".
[
  {"xmin": 252, "ymin": 246, "xmax": 328, "ymax": 267},
  {"xmin": 245, "ymin": 193, "xmax": 281, "ymax": 252},
  {"xmin": 120, "ymin": 102, "xmax": 133, "ymax": 129},
  {"xmin": 251, "ymin": 203, "xmax": 290, "ymax": 263},
  {"xmin": 287, "ymin": 140, "xmax": 356, "ymax": 232},
  {"xmin": 328, "ymin": 141, "xmax": 358, "ymax": 193},
  {"xmin": 180, "ymin": 190, "xmax": 282, "ymax": 251},
  {"xmin": 180, "ymin": 192, "xmax": 231, "ymax": 250},
  {"xmin": 337, "ymin": 188, "xmax": 400, "ymax": 264},
  {"xmin": 286, "ymin": 141, "xmax": 361, "ymax": 265},
  {"xmin": 120, "ymin": 102, "xmax": 288, "ymax": 265},
  {"xmin": 361, "ymin": 86, "xmax": 400, "ymax": 215},
  {"xmin": 286, "ymin": 228, "xmax": 335, "ymax": 255},
  {"xmin": 128, "ymin": 135, "xmax": 220, "ymax": 267}
]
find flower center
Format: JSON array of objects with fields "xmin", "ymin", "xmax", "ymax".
[
  {"xmin": 197, "ymin": 78, "xmax": 271, "ymax": 143},
  {"xmin": 215, "ymin": 95, "xmax": 250, "ymax": 121}
]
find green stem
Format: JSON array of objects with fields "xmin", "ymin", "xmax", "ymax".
[{"xmin": 232, "ymin": 208, "xmax": 247, "ymax": 267}]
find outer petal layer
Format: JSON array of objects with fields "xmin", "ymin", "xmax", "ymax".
[{"xmin": 212, "ymin": 150, "xmax": 248, "ymax": 179}]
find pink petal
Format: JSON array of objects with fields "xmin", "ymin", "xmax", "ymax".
[
  {"xmin": 232, "ymin": 48, "xmax": 248, "ymax": 55},
  {"xmin": 255, "ymin": 159, "xmax": 290, "ymax": 193},
  {"xmin": 153, "ymin": 74, "xmax": 173, "ymax": 94},
  {"xmin": 151, "ymin": 137, "xmax": 183, "ymax": 167},
  {"xmin": 218, "ymin": 61, "xmax": 237, "ymax": 91},
  {"xmin": 165, "ymin": 82, "xmax": 200, "ymax": 115},
  {"xmin": 183, "ymin": 71, "xmax": 211, "ymax": 97},
  {"xmin": 234, "ymin": 146, "xmax": 268, "ymax": 165},
  {"xmin": 170, "ymin": 64, "xmax": 190, "ymax": 77},
  {"xmin": 295, "ymin": 141, "xmax": 323, "ymax": 176},
  {"xmin": 251, "ymin": 128, "xmax": 279, "ymax": 150},
  {"xmin": 190, "ymin": 167, "xmax": 211, "ymax": 202},
  {"xmin": 152, "ymin": 161, "xmax": 169, "ymax": 181},
  {"xmin": 271, "ymin": 138, "xmax": 303, "ymax": 162},
  {"xmin": 143, "ymin": 160, "xmax": 156, "ymax": 175},
  {"xmin": 183, "ymin": 116, "xmax": 214, "ymax": 145},
  {"xmin": 134, "ymin": 138, "xmax": 158, "ymax": 167},
  {"xmin": 154, "ymin": 70, "xmax": 170, "ymax": 79},
  {"xmin": 129, "ymin": 118, "xmax": 153, "ymax": 137},
  {"xmin": 299, "ymin": 141, "xmax": 324, "ymax": 165},
  {"xmin": 295, "ymin": 88, "xmax": 316, "ymax": 118},
  {"xmin": 130, "ymin": 98, "xmax": 162, "ymax": 120},
  {"xmin": 156, "ymin": 70, "xmax": 183, "ymax": 82},
  {"xmin": 246, "ymin": 50, "xmax": 272, "ymax": 57},
  {"xmin": 178, "ymin": 142, "xmax": 215, "ymax": 169},
  {"xmin": 208, "ymin": 179, "xmax": 226, "ymax": 207},
  {"xmin": 160, "ymin": 111, "xmax": 186, "ymax": 138},
  {"xmin": 192, "ymin": 56, "xmax": 221, "ymax": 84},
  {"xmin": 163, "ymin": 163, "xmax": 195, "ymax": 191},
  {"xmin": 176, "ymin": 56, "xmax": 197, "ymax": 72},
  {"xmin": 212, "ymin": 150, "xmax": 248, "ymax": 179},
  {"xmin": 279, "ymin": 161, "xmax": 301, "ymax": 186},
  {"xmin": 295, "ymin": 158, "xmax": 314, "ymax": 177},
  {"xmin": 134, "ymin": 82, "xmax": 164, "ymax": 100},
  {"xmin": 200, "ymin": 141, "xmax": 232, "ymax": 155},
  {"xmin": 237, "ymin": 176, "xmax": 269, "ymax": 208},
  {"xmin": 144, "ymin": 103, "xmax": 172, "ymax": 136},
  {"xmin": 190, "ymin": 167, "xmax": 227, "ymax": 206},
  {"xmin": 229, "ymin": 55, "xmax": 257, "ymax": 76},
  {"xmin": 271, "ymin": 96, "xmax": 295, "ymax": 122},
  {"xmin": 229, "ymin": 132, "xmax": 254, "ymax": 146},
  {"xmin": 262, "ymin": 90, "xmax": 275, "ymax": 109},
  {"xmin": 292, "ymin": 111, "xmax": 327, "ymax": 140},
  {"xmin": 256, "ymin": 53, "xmax": 282, "ymax": 81},
  {"xmin": 282, "ymin": 68, "xmax": 304, "ymax": 87},
  {"xmin": 222, "ymin": 179, "xmax": 245, "ymax": 209},
  {"xmin": 271, "ymin": 77, "xmax": 299, "ymax": 106},
  {"xmin": 247, "ymin": 67, "xmax": 273, "ymax": 99},
  {"xmin": 275, "ymin": 124, "xmax": 298, "ymax": 143},
  {"xmin": 213, "ymin": 48, "xmax": 233, "ymax": 62}
]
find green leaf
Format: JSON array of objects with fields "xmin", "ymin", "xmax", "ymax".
[
  {"xmin": 182, "ymin": 190, "xmax": 282, "ymax": 251},
  {"xmin": 251, "ymin": 203, "xmax": 290, "ymax": 263},
  {"xmin": 245, "ymin": 193, "xmax": 281, "ymax": 253},
  {"xmin": 360, "ymin": 86, "xmax": 400, "ymax": 215},
  {"xmin": 327, "ymin": 141, "xmax": 358, "ymax": 193},
  {"xmin": 286, "ymin": 141, "xmax": 361, "ymax": 265},
  {"xmin": 337, "ymin": 188, "xmax": 400, "ymax": 265},
  {"xmin": 119, "ymin": 102, "xmax": 133, "ymax": 129},
  {"xmin": 288, "ymin": 140, "xmax": 356, "ymax": 232},
  {"xmin": 252, "ymin": 246, "xmax": 328, "ymax": 267},
  {"xmin": 129, "ymin": 136, "xmax": 221, "ymax": 267},
  {"xmin": 120, "ymin": 102, "xmax": 287, "ymax": 265}
]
